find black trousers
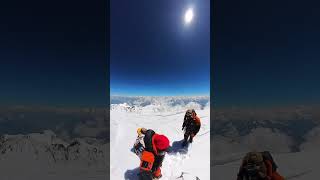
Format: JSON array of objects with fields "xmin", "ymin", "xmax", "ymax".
[
  {"xmin": 139, "ymin": 170, "xmax": 153, "ymax": 180},
  {"xmin": 184, "ymin": 125, "xmax": 200, "ymax": 142}
]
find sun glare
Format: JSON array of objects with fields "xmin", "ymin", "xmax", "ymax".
[{"xmin": 184, "ymin": 8, "xmax": 194, "ymax": 25}]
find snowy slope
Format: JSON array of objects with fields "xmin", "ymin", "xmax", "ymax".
[
  {"xmin": 110, "ymin": 96, "xmax": 210, "ymax": 180},
  {"xmin": 212, "ymin": 106, "xmax": 320, "ymax": 180},
  {"xmin": 213, "ymin": 151, "xmax": 320, "ymax": 180}
]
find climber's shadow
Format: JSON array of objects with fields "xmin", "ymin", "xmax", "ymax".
[
  {"xmin": 124, "ymin": 167, "xmax": 140, "ymax": 180},
  {"xmin": 167, "ymin": 139, "xmax": 189, "ymax": 155}
]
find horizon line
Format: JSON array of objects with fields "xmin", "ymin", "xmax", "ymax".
[{"xmin": 110, "ymin": 94, "xmax": 210, "ymax": 97}]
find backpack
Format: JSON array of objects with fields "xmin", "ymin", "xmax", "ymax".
[
  {"xmin": 184, "ymin": 111, "xmax": 193, "ymax": 127},
  {"xmin": 244, "ymin": 152, "xmax": 264, "ymax": 164},
  {"xmin": 261, "ymin": 151, "xmax": 278, "ymax": 172},
  {"xmin": 242, "ymin": 152, "xmax": 266, "ymax": 180}
]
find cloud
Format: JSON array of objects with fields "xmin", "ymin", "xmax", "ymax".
[
  {"xmin": 300, "ymin": 126, "xmax": 320, "ymax": 151},
  {"xmin": 0, "ymin": 106, "xmax": 108, "ymax": 140},
  {"xmin": 240, "ymin": 128, "xmax": 293, "ymax": 153},
  {"xmin": 72, "ymin": 116, "xmax": 108, "ymax": 138}
]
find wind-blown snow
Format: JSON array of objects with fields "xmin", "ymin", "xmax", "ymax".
[{"xmin": 110, "ymin": 96, "xmax": 210, "ymax": 180}]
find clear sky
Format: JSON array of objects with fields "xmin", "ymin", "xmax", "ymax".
[
  {"xmin": 0, "ymin": 0, "xmax": 106, "ymax": 107},
  {"xmin": 213, "ymin": 0, "xmax": 320, "ymax": 107},
  {"xmin": 110, "ymin": 0, "xmax": 210, "ymax": 96}
]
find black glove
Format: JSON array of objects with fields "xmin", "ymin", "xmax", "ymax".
[
  {"xmin": 134, "ymin": 143, "xmax": 144, "ymax": 155},
  {"xmin": 182, "ymin": 126, "xmax": 185, "ymax": 131}
]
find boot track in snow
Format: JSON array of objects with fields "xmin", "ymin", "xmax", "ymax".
[{"xmin": 176, "ymin": 172, "xmax": 200, "ymax": 180}]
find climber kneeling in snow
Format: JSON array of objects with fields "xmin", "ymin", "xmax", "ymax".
[
  {"xmin": 237, "ymin": 151, "xmax": 284, "ymax": 180},
  {"xmin": 133, "ymin": 128, "xmax": 170, "ymax": 180},
  {"xmin": 182, "ymin": 109, "xmax": 201, "ymax": 146}
]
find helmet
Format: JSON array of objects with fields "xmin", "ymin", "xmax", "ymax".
[
  {"xmin": 246, "ymin": 152, "xmax": 263, "ymax": 164},
  {"xmin": 186, "ymin": 109, "xmax": 193, "ymax": 116},
  {"xmin": 137, "ymin": 128, "xmax": 142, "ymax": 136},
  {"xmin": 153, "ymin": 134, "xmax": 170, "ymax": 151},
  {"xmin": 191, "ymin": 109, "xmax": 197, "ymax": 116}
]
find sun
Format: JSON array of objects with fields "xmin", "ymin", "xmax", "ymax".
[{"xmin": 184, "ymin": 8, "xmax": 194, "ymax": 25}]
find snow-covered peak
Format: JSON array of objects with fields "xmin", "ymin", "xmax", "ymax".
[
  {"xmin": 0, "ymin": 131, "xmax": 107, "ymax": 168},
  {"xmin": 111, "ymin": 96, "xmax": 209, "ymax": 106},
  {"xmin": 111, "ymin": 96, "xmax": 210, "ymax": 113}
]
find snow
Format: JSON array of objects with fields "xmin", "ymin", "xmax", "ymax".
[
  {"xmin": 212, "ymin": 129, "xmax": 320, "ymax": 179},
  {"xmin": 300, "ymin": 126, "xmax": 320, "ymax": 151},
  {"xmin": 2, "ymin": 97, "xmax": 319, "ymax": 180},
  {"xmin": 110, "ymin": 96, "xmax": 210, "ymax": 180},
  {"xmin": 0, "ymin": 130, "xmax": 107, "ymax": 180},
  {"xmin": 212, "ymin": 150, "xmax": 320, "ymax": 179}
]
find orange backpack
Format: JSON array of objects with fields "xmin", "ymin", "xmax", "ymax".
[{"xmin": 140, "ymin": 151, "xmax": 155, "ymax": 172}]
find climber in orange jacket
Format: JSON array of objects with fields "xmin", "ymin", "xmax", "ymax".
[
  {"xmin": 182, "ymin": 109, "xmax": 201, "ymax": 146},
  {"xmin": 134, "ymin": 128, "xmax": 170, "ymax": 180},
  {"xmin": 237, "ymin": 151, "xmax": 284, "ymax": 180}
]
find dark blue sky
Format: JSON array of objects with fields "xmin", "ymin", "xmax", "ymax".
[
  {"xmin": 2, "ymin": 0, "xmax": 319, "ymax": 106},
  {"xmin": 213, "ymin": 0, "xmax": 320, "ymax": 107},
  {"xmin": 0, "ymin": 0, "xmax": 106, "ymax": 107},
  {"xmin": 110, "ymin": 0, "xmax": 210, "ymax": 96}
]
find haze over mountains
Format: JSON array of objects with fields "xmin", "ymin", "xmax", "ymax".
[
  {"xmin": 213, "ymin": 105, "xmax": 320, "ymax": 179},
  {"xmin": 0, "ymin": 106, "xmax": 108, "ymax": 141},
  {"xmin": 213, "ymin": 106, "xmax": 320, "ymax": 154}
]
